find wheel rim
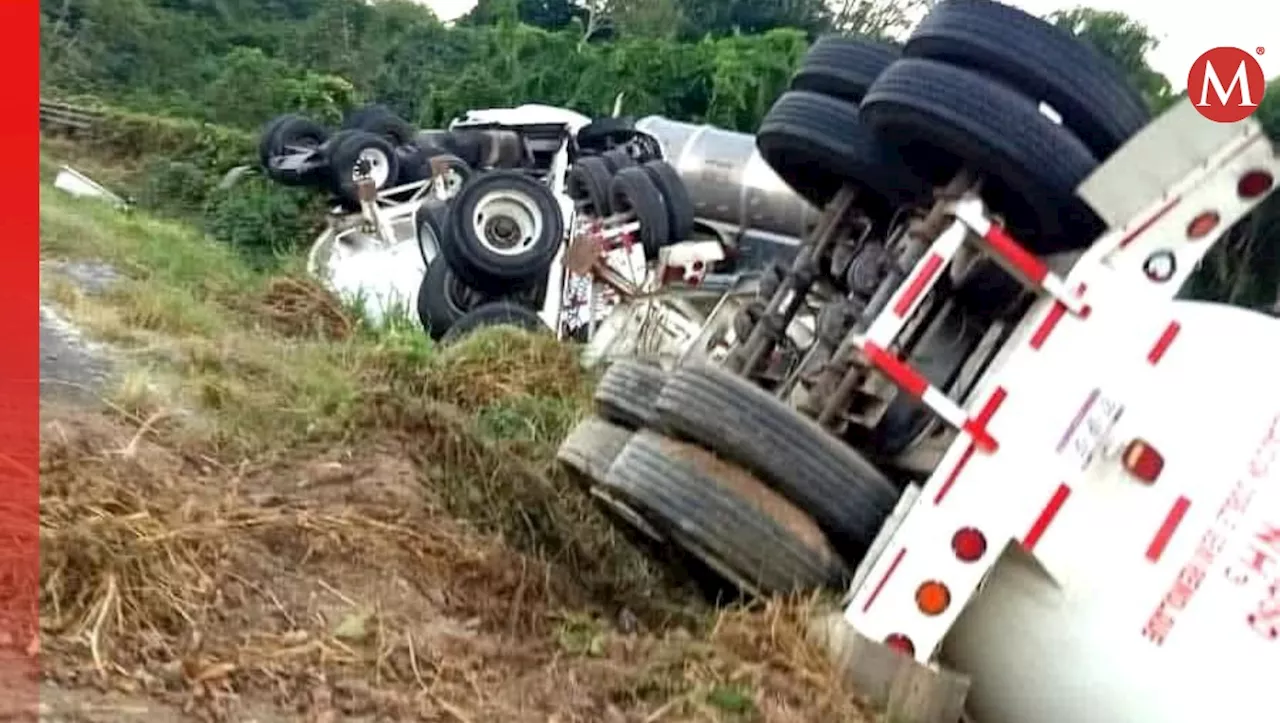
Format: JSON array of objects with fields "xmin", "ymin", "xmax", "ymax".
[
  {"xmin": 306, "ymin": 228, "xmax": 338, "ymax": 280},
  {"xmin": 433, "ymin": 166, "xmax": 465, "ymax": 200},
  {"xmin": 471, "ymin": 189, "xmax": 543, "ymax": 257},
  {"xmin": 418, "ymin": 216, "xmax": 442, "ymax": 265},
  {"xmin": 445, "ymin": 269, "xmax": 484, "ymax": 313},
  {"xmin": 353, "ymin": 147, "xmax": 391, "ymax": 188}
]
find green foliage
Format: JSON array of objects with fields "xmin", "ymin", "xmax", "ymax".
[
  {"xmin": 1051, "ymin": 7, "xmax": 1174, "ymax": 112},
  {"xmin": 205, "ymin": 47, "xmax": 355, "ymax": 128},
  {"xmin": 87, "ymin": 106, "xmax": 256, "ymax": 172},
  {"xmin": 704, "ymin": 30, "xmax": 810, "ymax": 130},
  {"xmin": 137, "ymin": 159, "xmax": 210, "ymax": 217},
  {"xmin": 202, "ymin": 175, "xmax": 326, "ymax": 261},
  {"xmin": 38, "ymin": 0, "xmax": 852, "ymax": 133}
]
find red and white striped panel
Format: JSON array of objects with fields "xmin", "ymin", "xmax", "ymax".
[
  {"xmin": 950, "ymin": 199, "xmax": 1088, "ymax": 315},
  {"xmin": 860, "ymin": 340, "xmax": 999, "ymax": 453},
  {"xmin": 864, "ymin": 220, "xmax": 967, "ymax": 349}
]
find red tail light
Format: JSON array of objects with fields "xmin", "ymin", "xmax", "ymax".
[
  {"xmin": 884, "ymin": 633, "xmax": 915, "ymax": 657},
  {"xmin": 1238, "ymin": 170, "xmax": 1274, "ymax": 199},
  {"xmin": 1122, "ymin": 439, "xmax": 1164, "ymax": 484},
  {"xmin": 951, "ymin": 527, "xmax": 988, "ymax": 562},
  {"xmin": 1186, "ymin": 211, "xmax": 1220, "ymax": 239}
]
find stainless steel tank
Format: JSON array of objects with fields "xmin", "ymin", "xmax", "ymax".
[{"xmin": 635, "ymin": 116, "xmax": 820, "ymax": 240}]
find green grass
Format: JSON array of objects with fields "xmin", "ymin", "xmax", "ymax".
[{"xmin": 42, "ymin": 184, "xmax": 404, "ymax": 447}]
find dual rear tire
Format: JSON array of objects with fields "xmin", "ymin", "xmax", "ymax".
[
  {"xmin": 760, "ymin": 0, "xmax": 1151, "ymax": 250},
  {"xmin": 560, "ymin": 359, "xmax": 896, "ymax": 597},
  {"xmin": 566, "ymin": 157, "xmax": 697, "ymax": 255}
]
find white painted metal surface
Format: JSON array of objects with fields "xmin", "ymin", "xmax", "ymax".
[
  {"xmin": 53, "ymin": 166, "xmax": 126, "ymax": 207},
  {"xmin": 306, "ymin": 179, "xmax": 439, "ymax": 326},
  {"xmin": 840, "ymin": 99, "xmax": 1280, "ymax": 723},
  {"xmin": 451, "ymin": 105, "xmax": 592, "ymax": 134},
  {"xmin": 327, "ymin": 233, "xmax": 425, "ymax": 325}
]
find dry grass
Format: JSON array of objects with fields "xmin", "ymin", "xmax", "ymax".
[
  {"xmin": 256, "ymin": 275, "xmax": 358, "ymax": 340},
  {"xmin": 39, "ymin": 414, "xmax": 874, "ymax": 721},
  {"xmin": 38, "ymin": 155, "xmax": 878, "ymax": 722}
]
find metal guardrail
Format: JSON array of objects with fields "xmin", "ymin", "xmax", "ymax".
[{"xmin": 39, "ymin": 99, "xmax": 103, "ymax": 131}]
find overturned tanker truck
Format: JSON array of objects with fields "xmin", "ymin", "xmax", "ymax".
[{"xmin": 558, "ymin": 2, "xmax": 1280, "ymax": 722}]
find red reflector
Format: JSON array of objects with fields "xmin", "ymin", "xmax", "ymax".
[
  {"xmin": 1122, "ymin": 439, "xmax": 1165, "ymax": 484},
  {"xmin": 1186, "ymin": 211, "xmax": 1220, "ymax": 239},
  {"xmin": 951, "ymin": 527, "xmax": 988, "ymax": 562},
  {"xmin": 1238, "ymin": 170, "xmax": 1274, "ymax": 199},
  {"xmin": 884, "ymin": 633, "xmax": 915, "ymax": 657}
]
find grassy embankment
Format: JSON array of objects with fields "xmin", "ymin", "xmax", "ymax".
[{"xmin": 37, "ymin": 143, "xmax": 872, "ymax": 721}]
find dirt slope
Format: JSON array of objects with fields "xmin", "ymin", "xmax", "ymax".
[{"xmin": 36, "ymin": 155, "xmax": 877, "ymax": 722}]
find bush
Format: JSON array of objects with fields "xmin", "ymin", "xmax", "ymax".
[
  {"xmin": 87, "ymin": 107, "xmax": 257, "ymax": 172},
  {"xmin": 202, "ymin": 174, "xmax": 327, "ymax": 260},
  {"xmin": 137, "ymin": 159, "xmax": 211, "ymax": 218}
]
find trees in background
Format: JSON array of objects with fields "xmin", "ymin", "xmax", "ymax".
[
  {"xmin": 1050, "ymin": 7, "xmax": 1174, "ymax": 113},
  {"xmin": 39, "ymin": 0, "xmax": 932, "ymax": 130},
  {"xmin": 38, "ymin": 0, "xmax": 1186, "ymax": 134}
]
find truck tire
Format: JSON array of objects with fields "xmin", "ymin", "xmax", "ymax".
[
  {"xmin": 601, "ymin": 148, "xmax": 637, "ymax": 173},
  {"xmin": 905, "ymin": 0, "xmax": 1149, "ymax": 159},
  {"xmin": 602, "ymin": 431, "xmax": 849, "ymax": 595},
  {"xmin": 344, "ymin": 104, "xmax": 417, "ymax": 146},
  {"xmin": 861, "ymin": 57, "xmax": 1103, "ymax": 252},
  {"xmin": 415, "ymin": 129, "xmax": 453, "ymax": 154},
  {"xmin": 394, "ymin": 144, "xmax": 431, "ymax": 185},
  {"xmin": 654, "ymin": 363, "xmax": 898, "ymax": 563},
  {"xmin": 441, "ymin": 170, "xmax": 564, "ymax": 294},
  {"xmin": 791, "ymin": 35, "xmax": 901, "ymax": 103},
  {"xmin": 593, "ymin": 358, "xmax": 667, "ymax": 430},
  {"xmin": 415, "ymin": 199, "xmax": 449, "ymax": 267},
  {"xmin": 262, "ymin": 115, "xmax": 329, "ymax": 186},
  {"xmin": 559, "ymin": 420, "xmax": 749, "ymax": 601},
  {"xmin": 577, "ymin": 116, "xmax": 637, "ymax": 149},
  {"xmin": 443, "ymin": 129, "xmax": 487, "ymax": 168},
  {"xmin": 609, "ymin": 166, "xmax": 671, "ymax": 258},
  {"xmin": 557, "ymin": 415, "xmax": 633, "ymax": 490},
  {"xmin": 342, "ymin": 103, "xmax": 394, "ymax": 130},
  {"xmin": 326, "ymin": 130, "xmax": 400, "ymax": 207},
  {"xmin": 440, "ymin": 300, "xmax": 546, "ymax": 344},
  {"xmin": 257, "ymin": 114, "xmax": 291, "ymax": 169},
  {"xmin": 478, "ymin": 130, "xmax": 530, "ymax": 169},
  {"xmin": 756, "ymin": 90, "xmax": 928, "ymax": 214},
  {"xmin": 416, "ymin": 260, "xmax": 490, "ymax": 340},
  {"xmin": 566, "ymin": 156, "xmax": 615, "ymax": 217},
  {"xmin": 641, "ymin": 160, "xmax": 696, "ymax": 241}
]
